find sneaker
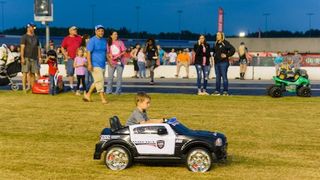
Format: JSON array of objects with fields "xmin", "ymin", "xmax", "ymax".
[
  {"xmin": 202, "ymin": 91, "xmax": 209, "ymax": 95},
  {"xmin": 197, "ymin": 91, "xmax": 203, "ymax": 95},
  {"xmin": 75, "ymin": 90, "xmax": 81, "ymax": 96},
  {"xmin": 149, "ymin": 81, "xmax": 155, "ymax": 85},
  {"xmin": 202, "ymin": 92, "xmax": 209, "ymax": 96},
  {"xmin": 222, "ymin": 91, "xmax": 229, "ymax": 96},
  {"xmin": 211, "ymin": 91, "xmax": 221, "ymax": 96}
]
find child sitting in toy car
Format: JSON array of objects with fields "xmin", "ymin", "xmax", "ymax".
[
  {"xmin": 278, "ymin": 58, "xmax": 295, "ymax": 80},
  {"xmin": 126, "ymin": 92, "xmax": 165, "ymax": 126}
]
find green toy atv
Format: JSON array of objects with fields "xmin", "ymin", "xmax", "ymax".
[{"xmin": 267, "ymin": 69, "xmax": 311, "ymax": 98}]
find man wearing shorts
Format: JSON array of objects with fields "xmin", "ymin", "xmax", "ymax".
[
  {"xmin": 20, "ymin": 22, "xmax": 41, "ymax": 93},
  {"xmin": 61, "ymin": 26, "xmax": 82, "ymax": 90},
  {"xmin": 83, "ymin": 25, "xmax": 108, "ymax": 104}
]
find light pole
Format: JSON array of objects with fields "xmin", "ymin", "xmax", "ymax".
[
  {"xmin": 263, "ymin": 13, "xmax": 270, "ymax": 32},
  {"xmin": 136, "ymin": 6, "xmax": 140, "ymax": 39},
  {"xmin": 177, "ymin": 10, "xmax": 182, "ymax": 40},
  {"xmin": 90, "ymin": 4, "xmax": 95, "ymax": 28},
  {"xmin": 306, "ymin": 13, "xmax": 314, "ymax": 37},
  {"xmin": 0, "ymin": 1, "xmax": 5, "ymax": 33}
]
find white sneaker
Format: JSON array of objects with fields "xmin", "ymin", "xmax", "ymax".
[
  {"xmin": 211, "ymin": 91, "xmax": 221, "ymax": 96},
  {"xmin": 222, "ymin": 91, "xmax": 229, "ymax": 96},
  {"xmin": 202, "ymin": 91, "xmax": 209, "ymax": 95},
  {"xmin": 75, "ymin": 91, "xmax": 81, "ymax": 96}
]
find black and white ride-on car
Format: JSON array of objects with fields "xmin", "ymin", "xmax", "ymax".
[{"xmin": 94, "ymin": 116, "xmax": 228, "ymax": 172}]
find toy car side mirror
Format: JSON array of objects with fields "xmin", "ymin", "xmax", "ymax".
[{"xmin": 157, "ymin": 128, "xmax": 168, "ymax": 135}]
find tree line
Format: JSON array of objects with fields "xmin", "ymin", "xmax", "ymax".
[{"xmin": 3, "ymin": 27, "xmax": 320, "ymax": 40}]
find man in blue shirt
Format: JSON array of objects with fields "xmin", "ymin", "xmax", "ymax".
[{"xmin": 83, "ymin": 25, "xmax": 108, "ymax": 104}]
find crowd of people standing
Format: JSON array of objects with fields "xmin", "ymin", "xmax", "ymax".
[{"xmin": 14, "ymin": 22, "xmax": 304, "ymax": 101}]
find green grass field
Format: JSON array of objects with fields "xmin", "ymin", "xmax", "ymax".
[{"xmin": 1, "ymin": 91, "xmax": 320, "ymax": 180}]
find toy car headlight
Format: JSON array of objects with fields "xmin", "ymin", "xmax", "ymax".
[{"xmin": 215, "ymin": 138, "xmax": 223, "ymax": 146}]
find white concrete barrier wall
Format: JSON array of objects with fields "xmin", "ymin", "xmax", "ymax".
[{"xmin": 21, "ymin": 64, "xmax": 320, "ymax": 80}]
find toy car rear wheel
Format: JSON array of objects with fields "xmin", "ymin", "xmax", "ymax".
[
  {"xmin": 11, "ymin": 83, "xmax": 19, "ymax": 91},
  {"xmin": 186, "ymin": 148, "xmax": 212, "ymax": 172},
  {"xmin": 298, "ymin": 87, "xmax": 311, "ymax": 97},
  {"xmin": 270, "ymin": 86, "xmax": 282, "ymax": 98},
  {"xmin": 266, "ymin": 85, "xmax": 276, "ymax": 96},
  {"xmin": 104, "ymin": 145, "xmax": 132, "ymax": 170}
]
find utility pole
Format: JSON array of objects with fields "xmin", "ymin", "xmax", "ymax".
[
  {"xmin": 0, "ymin": 1, "xmax": 5, "ymax": 33},
  {"xmin": 177, "ymin": 10, "xmax": 183, "ymax": 40},
  {"xmin": 136, "ymin": 6, "xmax": 140, "ymax": 39},
  {"xmin": 90, "ymin": 4, "xmax": 95, "ymax": 28},
  {"xmin": 263, "ymin": 13, "xmax": 270, "ymax": 32},
  {"xmin": 306, "ymin": 13, "xmax": 314, "ymax": 37}
]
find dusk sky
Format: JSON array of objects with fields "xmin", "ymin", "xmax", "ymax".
[{"xmin": 3, "ymin": 0, "xmax": 320, "ymax": 35}]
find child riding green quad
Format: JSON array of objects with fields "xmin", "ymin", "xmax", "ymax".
[{"xmin": 267, "ymin": 58, "xmax": 311, "ymax": 98}]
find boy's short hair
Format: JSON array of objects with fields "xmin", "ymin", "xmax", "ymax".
[
  {"xmin": 135, "ymin": 91, "xmax": 151, "ymax": 105},
  {"xmin": 47, "ymin": 50, "xmax": 57, "ymax": 58}
]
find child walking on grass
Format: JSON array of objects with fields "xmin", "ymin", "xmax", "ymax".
[
  {"xmin": 46, "ymin": 50, "xmax": 58, "ymax": 96},
  {"xmin": 74, "ymin": 48, "xmax": 87, "ymax": 95}
]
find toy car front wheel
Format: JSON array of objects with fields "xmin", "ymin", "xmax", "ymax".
[
  {"xmin": 270, "ymin": 86, "xmax": 282, "ymax": 98},
  {"xmin": 186, "ymin": 148, "xmax": 212, "ymax": 172},
  {"xmin": 104, "ymin": 145, "xmax": 132, "ymax": 171},
  {"xmin": 298, "ymin": 87, "xmax": 311, "ymax": 97}
]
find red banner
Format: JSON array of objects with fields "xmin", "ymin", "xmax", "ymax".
[{"xmin": 301, "ymin": 54, "xmax": 320, "ymax": 67}]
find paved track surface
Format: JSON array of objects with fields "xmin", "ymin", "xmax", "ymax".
[{"xmin": 2, "ymin": 78, "xmax": 320, "ymax": 96}]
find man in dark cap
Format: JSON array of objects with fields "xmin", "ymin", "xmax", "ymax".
[{"xmin": 20, "ymin": 22, "xmax": 41, "ymax": 93}]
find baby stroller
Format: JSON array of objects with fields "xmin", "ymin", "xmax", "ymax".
[{"xmin": 0, "ymin": 44, "xmax": 21, "ymax": 91}]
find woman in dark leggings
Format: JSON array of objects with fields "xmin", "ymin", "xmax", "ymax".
[
  {"xmin": 194, "ymin": 35, "xmax": 211, "ymax": 95},
  {"xmin": 144, "ymin": 38, "xmax": 158, "ymax": 85},
  {"xmin": 212, "ymin": 32, "xmax": 235, "ymax": 96}
]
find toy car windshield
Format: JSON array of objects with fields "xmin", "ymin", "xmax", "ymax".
[{"xmin": 166, "ymin": 117, "xmax": 192, "ymax": 134}]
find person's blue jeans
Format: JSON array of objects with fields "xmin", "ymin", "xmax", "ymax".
[
  {"xmin": 85, "ymin": 69, "xmax": 93, "ymax": 92},
  {"xmin": 195, "ymin": 64, "xmax": 210, "ymax": 90},
  {"xmin": 106, "ymin": 64, "xmax": 124, "ymax": 94},
  {"xmin": 49, "ymin": 75, "xmax": 56, "ymax": 95},
  {"xmin": 137, "ymin": 61, "xmax": 146, "ymax": 78},
  {"xmin": 214, "ymin": 61, "xmax": 229, "ymax": 92}
]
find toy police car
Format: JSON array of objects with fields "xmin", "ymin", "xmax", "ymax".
[{"xmin": 94, "ymin": 116, "xmax": 228, "ymax": 172}]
